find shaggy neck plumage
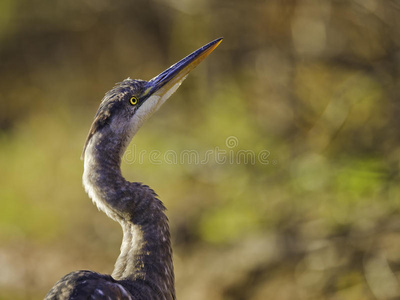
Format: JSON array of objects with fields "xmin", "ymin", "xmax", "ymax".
[{"xmin": 82, "ymin": 127, "xmax": 175, "ymax": 299}]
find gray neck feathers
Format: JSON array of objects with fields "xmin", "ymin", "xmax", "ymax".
[{"xmin": 82, "ymin": 127, "xmax": 175, "ymax": 299}]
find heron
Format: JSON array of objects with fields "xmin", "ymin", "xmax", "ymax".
[{"xmin": 45, "ymin": 38, "xmax": 222, "ymax": 300}]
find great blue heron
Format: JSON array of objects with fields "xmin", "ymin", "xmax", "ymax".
[{"xmin": 45, "ymin": 38, "xmax": 222, "ymax": 300}]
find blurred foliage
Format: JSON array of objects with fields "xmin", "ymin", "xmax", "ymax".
[{"xmin": 1, "ymin": 0, "xmax": 400, "ymax": 299}]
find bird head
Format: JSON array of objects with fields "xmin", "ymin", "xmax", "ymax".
[{"xmin": 82, "ymin": 38, "xmax": 222, "ymax": 159}]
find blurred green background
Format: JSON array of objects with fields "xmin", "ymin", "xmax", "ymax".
[{"xmin": 1, "ymin": 0, "xmax": 400, "ymax": 299}]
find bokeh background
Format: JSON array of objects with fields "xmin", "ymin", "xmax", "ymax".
[{"xmin": 1, "ymin": 0, "xmax": 400, "ymax": 299}]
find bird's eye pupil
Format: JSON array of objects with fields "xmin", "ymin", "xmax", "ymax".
[{"xmin": 130, "ymin": 96, "xmax": 138, "ymax": 105}]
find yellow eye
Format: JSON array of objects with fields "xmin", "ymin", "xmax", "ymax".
[{"xmin": 129, "ymin": 96, "xmax": 138, "ymax": 105}]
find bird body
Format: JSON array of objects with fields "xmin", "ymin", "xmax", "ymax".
[{"xmin": 45, "ymin": 38, "xmax": 222, "ymax": 299}]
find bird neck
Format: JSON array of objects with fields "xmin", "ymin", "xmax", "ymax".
[{"xmin": 83, "ymin": 130, "xmax": 175, "ymax": 299}]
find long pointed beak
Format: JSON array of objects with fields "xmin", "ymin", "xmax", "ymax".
[{"xmin": 140, "ymin": 37, "xmax": 223, "ymax": 101}]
